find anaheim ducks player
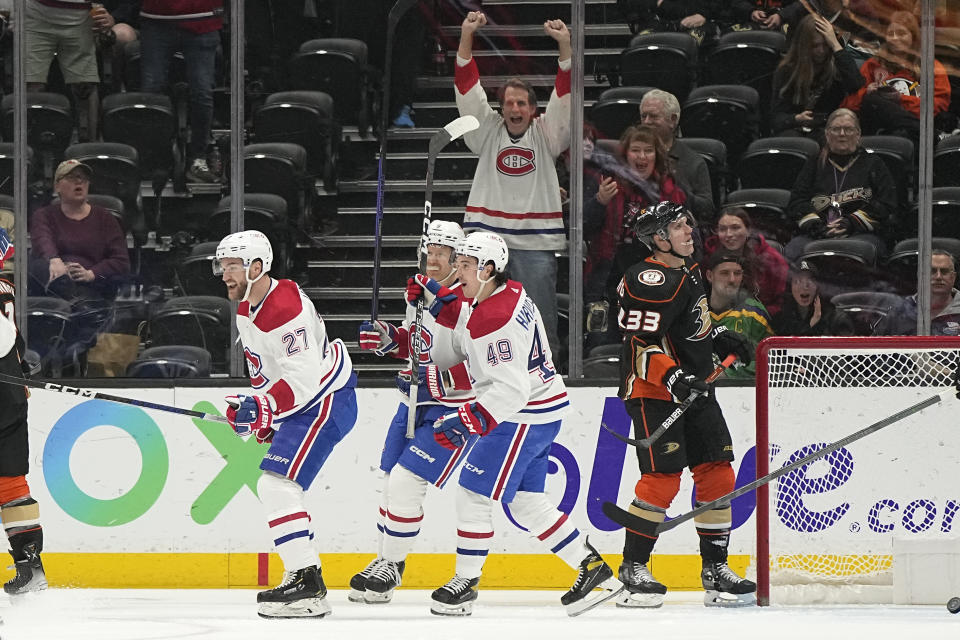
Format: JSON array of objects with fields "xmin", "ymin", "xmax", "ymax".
[{"xmin": 615, "ymin": 202, "xmax": 755, "ymax": 608}]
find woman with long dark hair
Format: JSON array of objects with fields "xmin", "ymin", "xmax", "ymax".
[{"xmin": 770, "ymin": 13, "xmax": 865, "ymax": 141}]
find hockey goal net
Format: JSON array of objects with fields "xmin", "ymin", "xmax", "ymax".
[{"xmin": 755, "ymin": 336, "xmax": 960, "ymax": 605}]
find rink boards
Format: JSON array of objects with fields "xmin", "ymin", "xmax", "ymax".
[{"xmin": 14, "ymin": 385, "xmax": 958, "ymax": 590}]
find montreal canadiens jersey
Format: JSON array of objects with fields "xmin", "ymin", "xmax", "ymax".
[
  {"xmin": 397, "ymin": 282, "xmax": 475, "ymax": 407},
  {"xmin": 0, "ymin": 277, "xmax": 28, "ymax": 419},
  {"xmin": 236, "ymin": 279, "xmax": 354, "ymax": 423},
  {"xmin": 454, "ymin": 56, "xmax": 570, "ymax": 251},
  {"xmin": 617, "ymin": 256, "xmax": 715, "ymax": 402},
  {"xmin": 459, "ymin": 280, "xmax": 568, "ymax": 425}
]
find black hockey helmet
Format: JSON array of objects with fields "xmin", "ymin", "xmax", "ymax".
[{"xmin": 633, "ymin": 201, "xmax": 694, "ymax": 245}]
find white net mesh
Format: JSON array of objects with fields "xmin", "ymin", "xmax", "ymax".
[{"xmin": 760, "ymin": 340, "xmax": 960, "ymax": 604}]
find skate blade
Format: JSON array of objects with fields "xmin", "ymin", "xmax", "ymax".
[
  {"xmin": 430, "ymin": 600, "xmax": 474, "ymax": 616},
  {"xmin": 347, "ymin": 588, "xmax": 366, "ymax": 603},
  {"xmin": 703, "ymin": 590, "xmax": 756, "ymax": 608},
  {"xmin": 5, "ymin": 578, "xmax": 48, "ymax": 597},
  {"xmin": 615, "ymin": 590, "xmax": 664, "ymax": 608},
  {"xmin": 565, "ymin": 578, "xmax": 625, "ymax": 617},
  {"xmin": 362, "ymin": 589, "xmax": 395, "ymax": 604},
  {"xmin": 258, "ymin": 597, "xmax": 333, "ymax": 619}
]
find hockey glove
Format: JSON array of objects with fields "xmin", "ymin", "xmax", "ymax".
[
  {"xmin": 433, "ymin": 403, "xmax": 494, "ymax": 450},
  {"xmin": 710, "ymin": 325, "xmax": 752, "ymax": 367},
  {"xmin": 225, "ymin": 394, "xmax": 275, "ymax": 444},
  {"xmin": 358, "ymin": 319, "xmax": 400, "ymax": 357},
  {"xmin": 406, "ymin": 274, "xmax": 457, "ymax": 318},
  {"xmin": 396, "ymin": 367, "xmax": 436, "ymax": 404},
  {"xmin": 664, "ymin": 367, "xmax": 709, "ymax": 404}
]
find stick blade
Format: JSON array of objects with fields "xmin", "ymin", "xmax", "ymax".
[{"xmin": 442, "ymin": 115, "xmax": 480, "ymax": 142}]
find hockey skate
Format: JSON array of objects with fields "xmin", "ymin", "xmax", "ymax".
[
  {"xmin": 616, "ymin": 561, "xmax": 667, "ymax": 608},
  {"xmin": 560, "ymin": 537, "xmax": 624, "ymax": 616},
  {"xmin": 257, "ymin": 565, "xmax": 332, "ymax": 619},
  {"xmin": 430, "ymin": 575, "xmax": 480, "ymax": 616},
  {"xmin": 4, "ymin": 544, "xmax": 47, "ymax": 595},
  {"xmin": 363, "ymin": 560, "xmax": 405, "ymax": 604},
  {"xmin": 701, "ymin": 562, "xmax": 756, "ymax": 608},
  {"xmin": 348, "ymin": 558, "xmax": 382, "ymax": 603}
]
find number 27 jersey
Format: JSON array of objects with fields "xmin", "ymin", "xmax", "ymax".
[{"xmin": 617, "ymin": 256, "xmax": 714, "ymax": 402}]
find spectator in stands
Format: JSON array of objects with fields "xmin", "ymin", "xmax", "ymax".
[
  {"xmin": 140, "ymin": 0, "xmax": 223, "ymax": 183},
  {"xmin": 455, "ymin": 11, "xmax": 571, "ymax": 356},
  {"xmin": 840, "ymin": 11, "xmax": 952, "ymax": 140},
  {"xmin": 785, "ymin": 108, "xmax": 896, "ymax": 263},
  {"xmin": 582, "ymin": 125, "xmax": 686, "ymax": 348},
  {"xmin": 771, "ymin": 14, "xmax": 865, "ymax": 143},
  {"xmin": 705, "ymin": 252, "xmax": 774, "ymax": 378},
  {"xmin": 712, "ymin": 0, "xmax": 792, "ymax": 33},
  {"xmin": 623, "ymin": 0, "xmax": 719, "ymax": 48},
  {"xmin": 29, "ymin": 160, "xmax": 130, "ymax": 299},
  {"xmin": 25, "ymin": 0, "xmax": 101, "ymax": 141},
  {"xmin": 771, "ymin": 259, "xmax": 849, "ymax": 335},
  {"xmin": 99, "ymin": 1, "xmax": 140, "ymax": 92},
  {"xmin": 638, "ymin": 89, "xmax": 715, "ymax": 220},
  {"xmin": 876, "ymin": 250, "xmax": 960, "ymax": 335},
  {"xmin": 703, "ymin": 207, "xmax": 788, "ymax": 315}
]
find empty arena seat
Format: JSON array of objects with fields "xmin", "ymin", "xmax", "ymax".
[
  {"xmin": 860, "ymin": 135, "xmax": 914, "ymax": 209},
  {"xmin": 588, "ymin": 86, "xmax": 653, "ymax": 140},
  {"xmin": 934, "ymin": 134, "xmax": 960, "ymax": 187},
  {"xmin": 126, "ymin": 345, "xmax": 212, "ymax": 378},
  {"xmin": 799, "ymin": 238, "xmax": 879, "ymax": 293},
  {"xmin": 244, "ymin": 143, "xmax": 309, "ymax": 224},
  {"xmin": 681, "ymin": 137, "xmax": 729, "ymax": 209},
  {"xmin": 681, "ymin": 85, "xmax": 759, "ymax": 162},
  {"xmin": 2, "ymin": 92, "xmax": 72, "ymax": 183},
  {"xmin": 724, "ymin": 188, "xmax": 792, "ymax": 242},
  {"xmin": 736, "ymin": 137, "xmax": 820, "ymax": 191},
  {"xmin": 703, "ymin": 30, "xmax": 786, "ymax": 130},
  {"xmin": 620, "ymin": 32, "xmax": 698, "ymax": 103},
  {"xmin": 147, "ymin": 296, "xmax": 231, "ymax": 374},
  {"xmin": 101, "ymin": 92, "xmax": 180, "ymax": 187}
]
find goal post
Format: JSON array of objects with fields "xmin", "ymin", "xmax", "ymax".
[{"xmin": 755, "ymin": 336, "xmax": 960, "ymax": 606}]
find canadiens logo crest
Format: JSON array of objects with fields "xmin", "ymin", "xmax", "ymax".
[
  {"xmin": 638, "ymin": 269, "xmax": 665, "ymax": 286},
  {"xmin": 496, "ymin": 147, "xmax": 535, "ymax": 176},
  {"xmin": 410, "ymin": 325, "xmax": 435, "ymax": 363}
]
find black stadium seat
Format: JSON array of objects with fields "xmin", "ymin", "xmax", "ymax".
[
  {"xmin": 619, "ymin": 32, "xmax": 697, "ymax": 103},
  {"xmin": 681, "ymin": 85, "xmax": 759, "ymax": 162},
  {"xmin": 724, "ymin": 187, "xmax": 792, "ymax": 242},
  {"xmin": 799, "ymin": 238, "xmax": 879, "ymax": 294},
  {"xmin": 127, "ymin": 345, "xmax": 212, "ymax": 378},
  {"xmin": 244, "ymin": 143, "xmax": 310, "ymax": 224},
  {"xmin": 254, "ymin": 91, "xmax": 339, "ymax": 191},
  {"xmin": 934, "ymin": 135, "xmax": 960, "ymax": 187},
  {"xmin": 736, "ymin": 137, "xmax": 820, "ymax": 191},
  {"xmin": 588, "ymin": 86, "xmax": 653, "ymax": 140},
  {"xmin": 860, "ymin": 135, "xmax": 914, "ymax": 209},
  {"xmin": 287, "ymin": 38, "xmax": 374, "ymax": 136},
  {"xmin": 703, "ymin": 31, "xmax": 786, "ymax": 131},
  {"xmin": 207, "ymin": 194, "xmax": 291, "ymax": 276},
  {"xmin": 2, "ymin": 92, "xmax": 72, "ymax": 183},
  {"xmin": 886, "ymin": 237, "xmax": 960, "ymax": 294},
  {"xmin": 147, "ymin": 296, "xmax": 231, "ymax": 374},
  {"xmin": 101, "ymin": 92, "xmax": 181, "ymax": 189}
]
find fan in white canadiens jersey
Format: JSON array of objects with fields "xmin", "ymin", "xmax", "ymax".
[
  {"xmin": 350, "ymin": 219, "xmax": 478, "ymax": 604},
  {"xmin": 215, "ymin": 230, "xmax": 358, "ymax": 619},
  {"xmin": 422, "ymin": 231, "xmax": 624, "ymax": 617}
]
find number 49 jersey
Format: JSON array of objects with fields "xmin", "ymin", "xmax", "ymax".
[
  {"xmin": 461, "ymin": 280, "xmax": 569, "ymax": 425},
  {"xmin": 617, "ymin": 256, "xmax": 715, "ymax": 402}
]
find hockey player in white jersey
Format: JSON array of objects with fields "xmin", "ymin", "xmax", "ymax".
[
  {"xmin": 351, "ymin": 220, "xmax": 477, "ymax": 604},
  {"xmin": 427, "ymin": 231, "xmax": 624, "ymax": 617},
  {"xmin": 215, "ymin": 230, "xmax": 358, "ymax": 619}
]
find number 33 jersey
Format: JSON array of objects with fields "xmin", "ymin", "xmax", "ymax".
[
  {"xmin": 617, "ymin": 256, "xmax": 715, "ymax": 402},
  {"xmin": 459, "ymin": 280, "xmax": 569, "ymax": 425}
]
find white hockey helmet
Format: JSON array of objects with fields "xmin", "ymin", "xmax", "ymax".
[
  {"xmin": 425, "ymin": 219, "xmax": 464, "ymax": 249},
  {"xmin": 215, "ymin": 230, "xmax": 274, "ymax": 275},
  {"xmin": 456, "ymin": 231, "xmax": 509, "ymax": 280}
]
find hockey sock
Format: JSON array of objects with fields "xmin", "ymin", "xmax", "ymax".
[
  {"xmin": 454, "ymin": 485, "xmax": 493, "ymax": 579},
  {"xmin": 622, "ymin": 499, "xmax": 664, "ymax": 563},
  {"xmin": 257, "ymin": 472, "xmax": 317, "ymax": 572},
  {"xmin": 694, "ymin": 504, "xmax": 731, "ymax": 565},
  {"xmin": 381, "ymin": 465, "xmax": 429, "ymax": 562},
  {"xmin": 1, "ymin": 495, "xmax": 42, "ymax": 561},
  {"xmin": 376, "ymin": 473, "xmax": 390, "ymax": 557},
  {"xmin": 691, "ymin": 461, "xmax": 735, "ymax": 565},
  {"xmin": 508, "ymin": 491, "xmax": 585, "ymax": 569}
]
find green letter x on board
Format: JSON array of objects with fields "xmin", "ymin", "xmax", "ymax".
[{"xmin": 189, "ymin": 400, "xmax": 268, "ymax": 524}]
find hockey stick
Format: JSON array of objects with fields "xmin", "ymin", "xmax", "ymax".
[
  {"xmin": 602, "ymin": 354, "xmax": 738, "ymax": 449},
  {"xmin": 371, "ymin": 0, "xmax": 420, "ymax": 321},
  {"xmin": 405, "ymin": 114, "xmax": 480, "ymax": 438},
  {"xmin": 601, "ymin": 389, "xmax": 951, "ymax": 537},
  {"xmin": 0, "ymin": 372, "xmax": 230, "ymax": 424}
]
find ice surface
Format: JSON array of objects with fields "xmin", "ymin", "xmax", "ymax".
[{"xmin": 0, "ymin": 588, "xmax": 955, "ymax": 640}]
